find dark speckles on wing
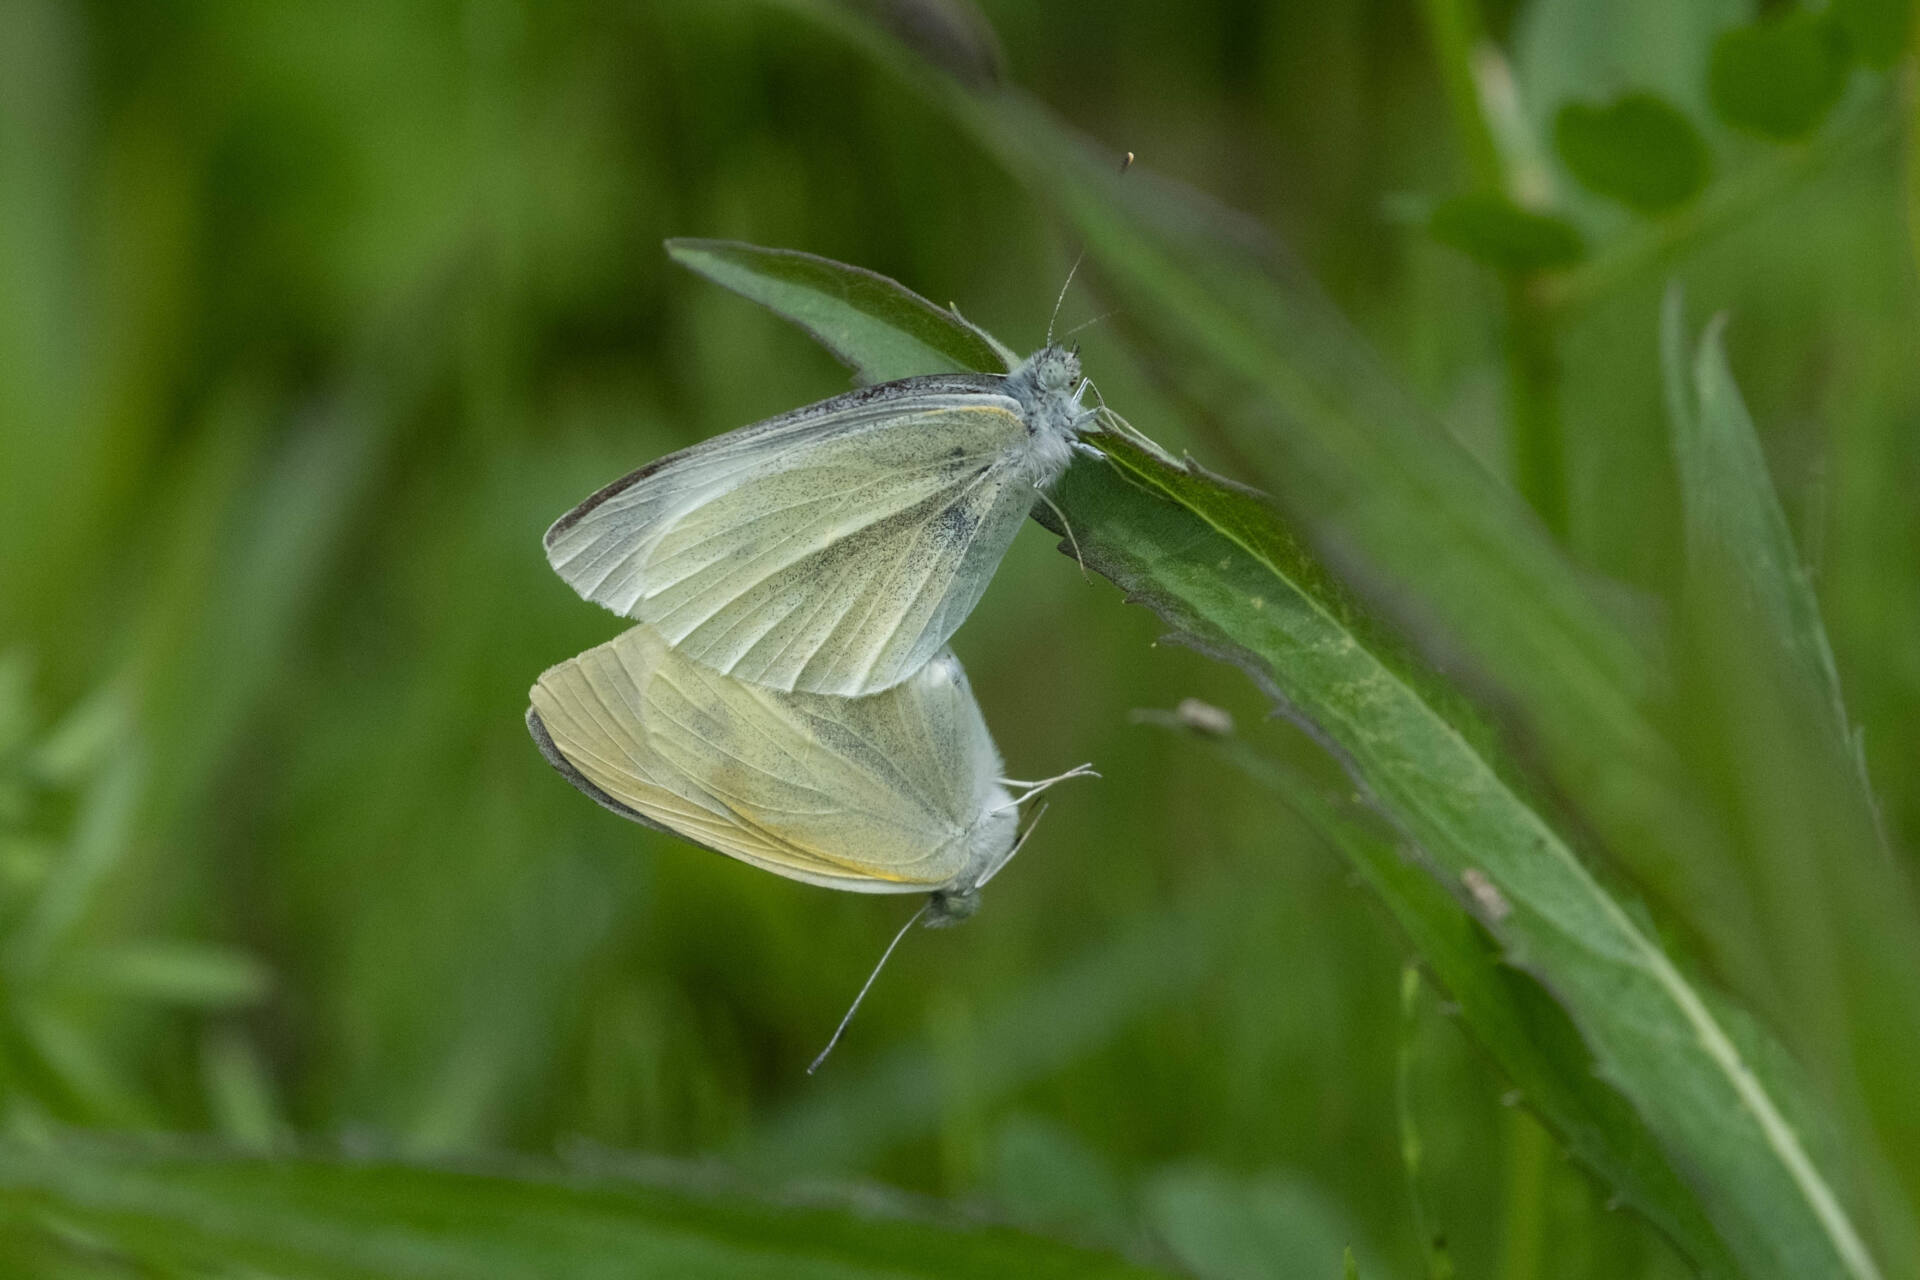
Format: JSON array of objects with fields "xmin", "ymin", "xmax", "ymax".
[{"xmin": 933, "ymin": 504, "xmax": 979, "ymax": 545}]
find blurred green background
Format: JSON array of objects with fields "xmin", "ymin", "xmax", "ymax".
[{"xmin": 2, "ymin": 0, "xmax": 1916, "ymax": 1276}]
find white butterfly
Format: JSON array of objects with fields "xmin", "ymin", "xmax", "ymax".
[
  {"xmin": 543, "ymin": 346, "xmax": 1094, "ymax": 697},
  {"xmin": 526, "ymin": 622, "xmax": 1093, "ymax": 923}
]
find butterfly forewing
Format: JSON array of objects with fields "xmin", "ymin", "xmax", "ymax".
[{"xmin": 545, "ymin": 383, "xmax": 1036, "ymax": 696}]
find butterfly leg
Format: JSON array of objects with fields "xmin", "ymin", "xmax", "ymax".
[
  {"xmin": 994, "ymin": 762, "xmax": 1100, "ymax": 811},
  {"xmin": 974, "ymin": 801, "xmax": 1051, "ymax": 889},
  {"xmin": 1033, "ymin": 485, "xmax": 1091, "ymax": 580}
]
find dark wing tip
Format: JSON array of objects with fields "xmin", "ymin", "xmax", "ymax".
[{"xmin": 544, "ymin": 454, "xmax": 681, "ymax": 549}]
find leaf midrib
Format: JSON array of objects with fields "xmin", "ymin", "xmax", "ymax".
[{"xmin": 1109, "ymin": 446, "xmax": 1880, "ymax": 1280}]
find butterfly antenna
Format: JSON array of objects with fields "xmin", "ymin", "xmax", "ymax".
[
  {"xmin": 1034, "ymin": 487, "xmax": 1089, "ymax": 581},
  {"xmin": 808, "ymin": 900, "xmax": 931, "ymax": 1075},
  {"xmin": 978, "ymin": 802, "xmax": 1049, "ymax": 889},
  {"xmin": 1047, "ymin": 247, "xmax": 1086, "ymax": 347},
  {"xmin": 1060, "ymin": 310, "xmax": 1114, "ymax": 342}
]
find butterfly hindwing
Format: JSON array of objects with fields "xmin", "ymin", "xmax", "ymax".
[{"xmin": 528, "ymin": 625, "xmax": 1011, "ymax": 892}]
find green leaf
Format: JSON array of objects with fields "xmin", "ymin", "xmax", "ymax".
[
  {"xmin": 25, "ymin": 680, "xmax": 129, "ymax": 788},
  {"xmin": 0, "ymin": 1135, "xmax": 1178, "ymax": 1279},
  {"xmin": 202, "ymin": 1028, "xmax": 287, "ymax": 1152},
  {"xmin": 751, "ymin": 9, "xmax": 1745, "ymax": 993},
  {"xmin": 1553, "ymin": 94, "xmax": 1710, "ymax": 214},
  {"xmin": 1664, "ymin": 291, "xmax": 1920, "ymax": 1267},
  {"xmin": 8, "ymin": 754, "xmax": 144, "ymax": 978},
  {"xmin": 1143, "ymin": 1166, "xmax": 1372, "ymax": 1280},
  {"xmin": 668, "ymin": 229, "xmax": 1882, "ymax": 1276},
  {"xmin": 1152, "ymin": 726, "xmax": 1738, "ymax": 1277},
  {"xmin": 1426, "ymin": 193, "xmax": 1586, "ymax": 272},
  {"xmin": 1708, "ymin": 11, "xmax": 1852, "ymax": 141},
  {"xmin": 1039, "ymin": 433, "xmax": 1880, "ymax": 1280},
  {"xmin": 666, "ymin": 239, "xmax": 1017, "ymax": 384},
  {"xmin": 989, "ymin": 1116, "xmax": 1130, "ymax": 1244},
  {"xmin": 66, "ymin": 941, "xmax": 274, "ymax": 1010},
  {"xmin": 757, "ymin": 2, "xmax": 1770, "ymax": 1027},
  {"xmin": 1832, "ymin": 0, "xmax": 1914, "ymax": 68},
  {"xmin": 1394, "ymin": 967, "xmax": 1456, "ymax": 1280},
  {"xmin": 1513, "ymin": 0, "xmax": 1738, "ymax": 127},
  {"xmin": 734, "ymin": 13, "xmax": 1920, "ymax": 1253},
  {"xmin": 1663, "ymin": 292, "xmax": 1856, "ymax": 756}
]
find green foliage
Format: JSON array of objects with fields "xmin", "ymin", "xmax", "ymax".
[
  {"xmin": 0, "ymin": 664, "xmax": 272, "ymax": 1132},
  {"xmin": 1664, "ymin": 292, "xmax": 1920, "ymax": 1258},
  {"xmin": 1426, "ymin": 193, "xmax": 1586, "ymax": 272},
  {"xmin": 1832, "ymin": 0, "xmax": 1915, "ymax": 68},
  {"xmin": 0, "ymin": 1135, "xmax": 1177, "ymax": 1278},
  {"xmin": 687, "ymin": 237, "xmax": 1864, "ymax": 1276},
  {"xmin": 1052, "ymin": 439, "xmax": 1864, "ymax": 1279},
  {"xmin": 1664, "ymin": 292, "xmax": 1859, "ymax": 752},
  {"xmin": 1396, "ymin": 968, "xmax": 1457, "ymax": 1280},
  {"xmin": 1554, "ymin": 95, "xmax": 1710, "ymax": 213},
  {"xmin": 665, "ymin": 239, "xmax": 1017, "ymax": 380},
  {"xmin": 1185, "ymin": 735, "xmax": 1736, "ymax": 1275},
  {"xmin": 4, "ymin": 2, "xmax": 1918, "ymax": 1277},
  {"xmin": 1144, "ymin": 1165, "xmax": 1373, "ymax": 1280},
  {"xmin": 1708, "ymin": 11, "xmax": 1854, "ymax": 141}
]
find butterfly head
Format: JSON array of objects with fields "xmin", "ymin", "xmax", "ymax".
[
  {"xmin": 1024, "ymin": 344, "xmax": 1082, "ymax": 396},
  {"xmin": 924, "ymin": 886, "xmax": 981, "ymax": 928}
]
